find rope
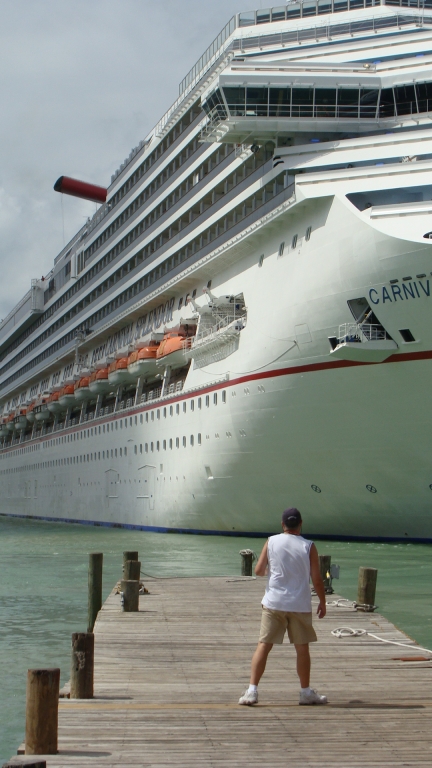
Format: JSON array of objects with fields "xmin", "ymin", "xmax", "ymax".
[{"xmin": 331, "ymin": 626, "xmax": 432, "ymax": 654}]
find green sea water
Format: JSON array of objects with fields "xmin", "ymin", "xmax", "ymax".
[{"xmin": 1, "ymin": 515, "xmax": 431, "ymax": 763}]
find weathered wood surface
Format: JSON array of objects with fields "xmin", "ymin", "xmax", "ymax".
[{"xmin": 15, "ymin": 577, "xmax": 432, "ymax": 766}]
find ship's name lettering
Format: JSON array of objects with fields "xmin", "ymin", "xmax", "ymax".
[{"xmin": 369, "ymin": 279, "xmax": 430, "ymax": 305}]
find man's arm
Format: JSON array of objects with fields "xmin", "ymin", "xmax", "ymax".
[
  {"xmin": 254, "ymin": 541, "xmax": 268, "ymax": 577},
  {"xmin": 309, "ymin": 544, "xmax": 326, "ymax": 618}
]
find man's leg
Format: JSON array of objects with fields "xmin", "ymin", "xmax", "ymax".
[
  {"xmin": 294, "ymin": 643, "xmax": 310, "ymax": 688},
  {"xmin": 250, "ymin": 641, "xmax": 273, "ymax": 685}
]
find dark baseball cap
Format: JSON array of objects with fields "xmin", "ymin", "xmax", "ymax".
[{"xmin": 282, "ymin": 508, "xmax": 302, "ymax": 529}]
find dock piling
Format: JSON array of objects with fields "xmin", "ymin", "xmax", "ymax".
[
  {"xmin": 318, "ymin": 554, "xmax": 333, "ymax": 592},
  {"xmin": 25, "ymin": 668, "xmax": 60, "ymax": 755},
  {"xmin": 70, "ymin": 632, "xmax": 94, "ymax": 699},
  {"xmin": 121, "ymin": 579, "xmax": 139, "ymax": 611},
  {"xmin": 357, "ymin": 566, "xmax": 378, "ymax": 610},
  {"xmin": 239, "ymin": 549, "xmax": 254, "ymax": 576},
  {"xmin": 124, "ymin": 560, "xmax": 141, "ymax": 581},
  {"xmin": 87, "ymin": 553, "xmax": 103, "ymax": 633}
]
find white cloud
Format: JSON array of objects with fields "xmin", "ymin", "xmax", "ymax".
[{"xmin": 0, "ymin": 0, "xmax": 255, "ymax": 317}]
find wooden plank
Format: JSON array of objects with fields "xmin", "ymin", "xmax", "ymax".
[{"xmin": 10, "ymin": 577, "xmax": 432, "ymax": 767}]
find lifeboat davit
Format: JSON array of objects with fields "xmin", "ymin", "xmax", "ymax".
[
  {"xmin": 47, "ymin": 391, "xmax": 64, "ymax": 415},
  {"xmin": 26, "ymin": 402, "xmax": 36, "ymax": 423},
  {"xmin": 108, "ymin": 358, "xmax": 134, "ymax": 387},
  {"xmin": 34, "ymin": 398, "xmax": 50, "ymax": 422},
  {"xmin": 58, "ymin": 384, "xmax": 76, "ymax": 408},
  {"xmin": 89, "ymin": 367, "xmax": 112, "ymax": 395},
  {"xmin": 127, "ymin": 341, "xmax": 159, "ymax": 379},
  {"xmin": 14, "ymin": 408, "xmax": 28, "ymax": 430},
  {"xmin": 74, "ymin": 376, "xmax": 91, "ymax": 403},
  {"xmin": 5, "ymin": 412, "xmax": 16, "ymax": 432},
  {"xmin": 156, "ymin": 326, "xmax": 195, "ymax": 369}
]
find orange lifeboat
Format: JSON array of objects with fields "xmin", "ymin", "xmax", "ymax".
[
  {"xmin": 26, "ymin": 401, "xmax": 36, "ymax": 424},
  {"xmin": 5, "ymin": 411, "xmax": 16, "ymax": 432},
  {"xmin": 89, "ymin": 367, "xmax": 112, "ymax": 395},
  {"xmin": 34, "ymin": 397, "xmax": 50, "ymax": 422},
  {"xmin": 74, "ymin": 376, "xmax": 91, "ymax": 402},
  {"xmin": 127, "ymin": 341, "xmax": 159, "ymax": 379},
  {"xmin": 14, "ymin": 408, "xmax": 28, "ymax": 430},
  {"xmin": 58, "ymin": 384, "xmax": 76, "ymax": 408},
  {"xmin": 156, "ymin": 325, "xmax": 196, "ymax": 369},
  {"xmin": 47, "ymin": 391, "xmax": 64, "ymax": 415},
  {"xmin": 108, "ymin": 357, "xmax": 133, "ymax": 386}
]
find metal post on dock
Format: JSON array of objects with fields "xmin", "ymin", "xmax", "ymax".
[
  {"xmin": 70, "ymin": 632, "xmax": 94, "ymax": 699},
  {"xmin": 121, "ymin": 580, "xmax": 139, "ymax": 611},
  {"xmin": 239, "ymin": 549, "xmax": 254, "ymax": 576},
  {"xmin": 25, "ymin": 668, "xmax": 60, "ymax": 755},
  {"xmin": 357, "ymin": 566, "xmax": 378, "ymax": 611},
  {"xmin": 88, "ymin": 553, "xmax": 103, "ymax": 633},
  {"xmin": 124, "ymin": 560, "xmax": 141, "ymax": 581}
]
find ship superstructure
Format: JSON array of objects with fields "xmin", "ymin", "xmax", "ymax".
[{"xmin": 2, "ymin": 1, "xmax": 432, "ymax": 540}]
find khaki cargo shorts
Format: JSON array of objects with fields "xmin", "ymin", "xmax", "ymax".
[{"xmin": 259, "ymin": 605, "xmax": 317, "ymax": 645}]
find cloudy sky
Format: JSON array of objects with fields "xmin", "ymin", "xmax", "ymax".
[{"xmin": 0, "ymin": 0, "xmax": 260, "ymax": 320}]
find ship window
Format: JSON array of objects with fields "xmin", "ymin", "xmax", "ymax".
[
  {"xmin": 222, "ymin": 391, "xmax": 226, "ymax": 403},
  {"xmin": 292, "ymin": 88, "xmax": 313, "ymax": 117},
  {"xmin": 378, "ymin": 88, "xmax": 395, "ymax": 118},
  {"xmin": 206, "ymin": 395, "xmax": 210, "ymax": 407},
  {"xmin": 292, "ymin": 234, "xmax": 298, "ymax": 249},
  {"xmin": 151, "ymin": 442, "xmax": 154, "ymax": 452},
  {"xmin": 286, "ymin": 1, "xmax": 301, "ymax": 17},
  {"xmin": 176, "ymin": 437, "xmax": 179, "ymax": 448},
  {"xmin": 140, "ymin": 414, "xmax": 143, "ymax": 424},
  {"xmin": 170, "ymin": 406, "xmax": 173, "ymax": 416},
  {"xmin": 224, "ymin": 86, "xmax": 245, "ymax": 116},
  {"xmin": 246, "ymin": 86, "xmax": 268, "ymax": 117},
  {"xmin": 151, "ymin": 412, "xmax": 154, "ymax": 421},
  {"xmin": 178, "ymin": 297, "xmax": 183, "ymax": 310},
  {"xmin": 416, "ymin": 81, "xmax": 432, "ymax": 113},
  {"xmin": 145, "ymin": 443, "xmax": 148, "ymax": 452},
  {"xmin": 129, "ymin": 417, "xmax": 132, "ymax": 426},
  {"xmin": 214, "ymin": 393, "xmax": 217, "ymax": 405},
  {"xmin": 120, "ymin": 421, "xmax": 123, "ymax": 429},
  {"xmin": 198, "ymin": 433, "xmax": 202, "ymax": 445},
  {"xmin": 394, "ymin": 84, "xmax": 416, "ymax": 116},
  {"xmin": 198, "ymin": 398, "xmax": 202, "ymax": 409},
  {"xmin": 258, "ymin": 253, "xmax": 264, "ymax": 268},
  {"xmin": 134, "ymin": 445, "xmax": 137, "ymax": 455},
  {"xmin": 157, "ymin": 410, "xmax": 160, "ymax": 420},
  {"xmin": 146, "ymin": 413, "xmax": 149, "ymax": 422},
  {"xmin": 135, "ymin": 416, "xmax": 137, "ymax": 425},
  {"xmin": 115, "ymin": 422, "xmax": 118, "ymax": 430},
  {"xmin": 120, "ymin": 448, "xmax": 122, "ymax": 457},
  {"xmin": 163, "ymin": 408, "xmax": 167, "ymax": 418},
  {"xmin": 183, "ymin": 436, "xmax": 186, "ymax": 447},
  {"xmin": 163, "ymin": 440, "xmax": 166, "ymax": 450},
  {"xmin": 306, "ymin": 226, "xmax": 312, "ymax": 241},
  {"xmin": 114, "ymin": 449, "xmax": 117, "ymax": 457},
  {"xmin": 302, "ymin": 0, "xmax": 317, "ymax": 15},
  {"xmin": 317, "ymin": 0, "xmax": 332, "ymax": 12},
  {"xmin": 124, "ymin": 447, "xmax": 127, "ymax": 456},
  {"xmin": 169, "ymin": 438, "xmax": 173, "ymax": 449},
  {"xmin": 399, "ymin": 328, "xmax": 416, "ymax": 342},
  {"xmin": 269, "ymin": 88, "xmax": 290, "ymax": 117},
  {"xmin": 190, "ymin": 435, "xmax": 194, "ymax": 446},
  {"xmin": 278, "ymin": 242, "xmax": 285, "ymax": 257},
  {"xmin": 315, "ymin": 88, "xmax": 336, "ymax": 117},
  {"xmin": 139, "ymin": 444, "xmax": 142, "ymax": 453},
  {"xmin": 183, "ymin": 402, "xmax": 187, "ymax": 413},
  {"xmin": 190, "ymin": 400, "xmax": 194, "ymax": 412},
  {"xmin": 156, "ymin": 441, "xmax": 160, "ymax": 451}
]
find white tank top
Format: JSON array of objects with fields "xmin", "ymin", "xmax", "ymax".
[{"xmin": 262, "ymin": 533, "xmax": 313, "ymax": 612}]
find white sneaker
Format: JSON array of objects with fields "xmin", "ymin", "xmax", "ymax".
[
  {"xmin": 238, "ymin": 689, "xmax": 258, "ymax": 706},
  {"xmin": 299, "ymin": 688, "xmax": 328, "ymax": 705}
]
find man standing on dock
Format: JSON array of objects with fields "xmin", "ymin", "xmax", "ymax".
[{"xmin": 239, "ymin": 508, "xmax": 327, "ymax": 706}]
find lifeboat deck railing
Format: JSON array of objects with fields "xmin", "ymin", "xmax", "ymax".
[
  {"xmin": 338, "ymin": 323, "xmax": 389, "ymax": 343},
  {"xmin": 183, "ymin": 314, "xmax": 246, "ymax": 357}
]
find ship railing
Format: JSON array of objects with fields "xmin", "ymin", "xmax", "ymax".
[
  {"xmin": 184, "ymin": 314, "xmax": 246, "ymax": 354},
  {"xmin": 209, "ymin": 100, "xmax": 427, "ymax": 123},
  {"xmin": 338, "ymin": 323, "xmax": 388, "ymax": 343}
]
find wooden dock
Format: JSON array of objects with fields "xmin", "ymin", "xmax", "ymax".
[{"xmin": 10, "ymin": 576, "xmax": 432, "ymax": 767}]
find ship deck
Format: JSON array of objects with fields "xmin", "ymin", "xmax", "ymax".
[{"xmin": 13, "ymin": 576, "xmax": 432, "ymax": 767}]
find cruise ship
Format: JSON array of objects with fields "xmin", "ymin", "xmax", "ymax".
[{"xmin": 2, "ymin": 1, "xmax": 432, "ymax": 541}]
